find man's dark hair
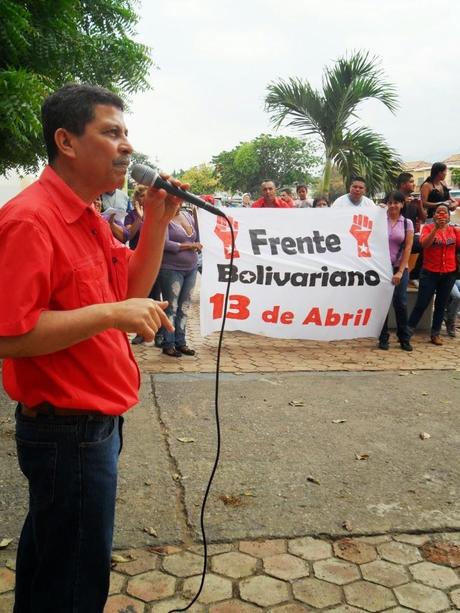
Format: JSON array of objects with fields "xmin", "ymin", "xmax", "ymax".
[
  {"xmin": 396, "ymin": 172, "xmax": 414, "ymax": 189},
  {"xmin": 296, "ymin": 184, "xmax": 308, "ymax": 192},
  {"xmin": 42, "ymin": 83, "xmax": 124, "ymax": 162},
  {"xmin": 349, "ymin": 176, "xmax": 366, "ymax": 186}
]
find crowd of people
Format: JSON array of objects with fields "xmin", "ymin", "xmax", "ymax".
[
  {"xmin": 93, "ymin": 186, "xmax": 201, "ymax": 357},
  {"xmin": 98, "ymin": 164, "xmax": 460, "ymax": 354}
]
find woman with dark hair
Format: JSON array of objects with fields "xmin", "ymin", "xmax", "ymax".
[
  {"xmin": 312, "ymin": 196, "xmax": 329, "ymax": 208},
  {"xmin": 408, "ymin": 205, "xmax": 460, "ymax": 345},
  {"xmin": 158, "ymin": 205, "xmax": 202, "ymax": 357},
  {"xmin": 379, "ymin": 191, "xmax": 414, "ymax": 351},
  {"xmin": 126, "ymin": 184, "xmax": 163, "ymax": 346},
  {"xmin": 420, "ymin": 162, "xmax": 457, "ymax": 219},
  {"xmin": 124, "ymin": 184, "xmax": 147, "ymax": 249}
]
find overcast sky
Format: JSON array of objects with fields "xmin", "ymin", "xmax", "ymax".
[{"xmin": 128, "ymin": 0, "xmax": 459, "ymax": 174}]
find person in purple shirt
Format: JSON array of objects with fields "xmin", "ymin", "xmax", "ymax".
[
  {"xmin": 158, "ymin": 206, "xmax": 202, "ymax": 357},
  {"xmin": 378, "ymin": 191, "xmax": 414, "ymax": 351}
]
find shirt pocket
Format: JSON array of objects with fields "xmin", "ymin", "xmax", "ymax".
[
  {"xmin": 110, "ymin": 246, "xmax": 129, "ymax": 301},
  {"xmin": 74, "ymin": 258, "xmax": 109, "ymax": 306}
]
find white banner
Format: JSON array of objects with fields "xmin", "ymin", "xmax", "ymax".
[{"xmin": 198, "ymin": 207, "xmax": 394, "ymax": 340}]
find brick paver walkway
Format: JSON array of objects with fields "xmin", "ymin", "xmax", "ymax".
[
  {"xmin": 135, "ymin": 291, "xmax": 460, "ymax": 375},
  {"xmin": 1, "ymin": 291, "xmax": 459, "ymax": 612},
  {"xmin": 1, "ymin": 533, "xmax": 459, "ymax": 611}
]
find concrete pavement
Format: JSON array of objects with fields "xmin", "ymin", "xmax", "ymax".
[{"xmin": 0, "ymin": 297, "xmax": 459, "ymax": 611}]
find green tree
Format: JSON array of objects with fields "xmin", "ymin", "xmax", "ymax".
[
  {"xmin": 0, "ymin": 0, "xmax": 152, "ymax": 175},
  {"xmin": 178, "ymin": 164, "xmax": 221, "ymax": 195},
  {"xmin": 212, "ymin": 133, "xmax": 320, "ymax": 195},
  {"xmin": 311, "ymin": 166, "xmax": 345, "ymax": 202},
  {"xmin": 127, "ymin": 150, "xmax": 157, "ymax": 190},
  {"xmin": 265, "ymin": 50, "xmax": 402, "ymax": 197}
]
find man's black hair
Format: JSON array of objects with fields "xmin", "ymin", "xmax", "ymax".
[
  {"xmin": 349, "ymin": 175, "xmax": 366, "ymax": 185},
  {"xmin": 296, "ymin": 184, "xmax": 308, "ymax": 192},
  {"xmin": 41, "ymin": 83, "xmax": 124, "ymax": 163},
  {"xmin": 396, "ymin": 172, "xmax": 414, "ymax": 189}
]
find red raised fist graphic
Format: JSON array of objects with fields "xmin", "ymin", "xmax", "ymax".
[
  {"xmin": 214, "ymin": 216, "xmax": 240, "ymax": 259},
  {"xmin": 349, "ymin": 214, "xmax": 373, "ymax": 257}
]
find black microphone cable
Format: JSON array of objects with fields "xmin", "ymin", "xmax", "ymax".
[{"xmin": 169, "ymin": 211, "xmax": 235, "ymax": 612}]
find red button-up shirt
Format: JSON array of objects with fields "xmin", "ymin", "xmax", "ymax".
[
  {"xmin": 0, "ymin": 166, "xmax": 140, "ymax": 415},
  {"xmin": 421, "ymin": 223, "xmax": 460, "ymax": 273},
  {"xmin": 251, "ymin": 197, "xmax": 294, "ymax": 208}
]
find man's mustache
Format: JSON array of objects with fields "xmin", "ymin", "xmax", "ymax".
[{"xmin": 113, "ymin": 157, "xmax": 131, "ymax": 167}]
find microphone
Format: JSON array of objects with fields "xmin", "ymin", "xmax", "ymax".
[{"xmin": 130, "ymin": 164, "xmax": 226, "ymax": 218}]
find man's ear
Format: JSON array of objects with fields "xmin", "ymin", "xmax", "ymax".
[{"xmin": 54, "ymin": 128, "xmax": 77, "ymax": 160}]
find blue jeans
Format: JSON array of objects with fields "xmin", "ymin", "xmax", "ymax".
[
  {"xmin": 408, "ymin": 269, "xmax": 457, "ymax": 336},
  {"xmin": 446, "ymin": 279, "xmax": 460, "ymax": 322},
  {"xmin": 158, "ymin": 268, "xmax": 197, "ymax": 348},
  {"xmin": 14, "ymin": 407, "xmax": 123, "ymax": 613},
  {"xmin": 379, "ymin": 269, "xmax": 410, "ymax": 343}
]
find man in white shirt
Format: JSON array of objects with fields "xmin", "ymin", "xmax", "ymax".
[
  {"xmin": 331, "ymin": 177, "xmax": 376, "ymax": 208},
  {"xmin": 101, "ymin": 188, "xmax": 131, "ymax": 214}
]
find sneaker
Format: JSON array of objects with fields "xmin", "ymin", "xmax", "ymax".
[
  {"xmin": 408, "ymin": 280, "xmax": 419, "ymax": 289},
  {"xmin": 378, "ymin": 340, "xmax": 389, "ymax": 350},
  {"xmin": 400, "ymin": 341, "xmax": 413, "ymax": 352},
  {"xmin": 445, "ymin": 320, "xmax": 456, "ymax": 337},
  {"xmin": 430, "ymin": 335, "xmax": 443, "ymax": 346}
]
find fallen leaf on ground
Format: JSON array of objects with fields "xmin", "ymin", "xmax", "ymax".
[
  {"xmin": 307, "ymin": 476, "xmax": 321, "ymax": 485},
  {"xmin": 143, "ymin": 527, "xmax": 158, "ymax": 537},
  {"xmin": 0, "ymin": 538, "xmax": 13, "ymax": 549},
  {"xmin": 177, "ymin": 437, "xmax": 195, "ymax": 443},
  {"xmin": 243, "ymin": 491, "xmax": 256, "ymax": 497},
  {"xmin": 144, "ymin": 480, "xmax": 153, "ymax": 486},
  {"xmin": 172, "ymin": 473, "xmax": 182, "ymax": 481},
  {"xmin": 342, "ymin": 520, "xmax": 353, "ymax": 531},
  {"xmin": 219, "ymin": 495, "xmax": 243, "ymax": 506},
  {"xmin": 288, "ymin": 400, "xmax": 304, "ymax": 407},
  {"xmin": 419, "ymin": 432, "xmax": 431, "ymax": 440},
  {"xmin": 111, "ymin": 554, "xmax": 132, "ymax": 563},
  {"xmin": 355, "ymin": 453, "xmax": 370, "ymax": 461},
  {"xmin": 421, "ymin": 392, "xmax": 429, "ymax": 396},
  {"xmin": 332, "ymin": 419, "xmax": 347, "ymax": 424}
]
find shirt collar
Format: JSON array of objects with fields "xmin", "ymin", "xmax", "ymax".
[
  {"xmin": 348, "ymin": 194, "xmax": 363, "ymax": 206},
  {"xmin": 39, "ymin": 165, "xmax": 92, "ymax": 224}
]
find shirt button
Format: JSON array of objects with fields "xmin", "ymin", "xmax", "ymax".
[{"xmin": 91, "ymin": 229, "xmax": 97, "ymax": 235}]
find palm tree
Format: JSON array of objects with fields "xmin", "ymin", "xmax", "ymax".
[{"xmin": 265, "ymin": 50, "xmax": 402, "ymax": 197}]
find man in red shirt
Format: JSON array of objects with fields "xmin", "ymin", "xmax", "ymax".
[
  {"xmin": 251, "ymin": 180, "xmax": 294, "ymax": 208},
  {"xmin": 0, "ymin": 84, "xmax": 184, "ymax": 613}
]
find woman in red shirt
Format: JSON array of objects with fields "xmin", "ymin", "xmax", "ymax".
[{"xmin": 408, "ymin": 205, "xmax": 460, "ymax": 345}]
